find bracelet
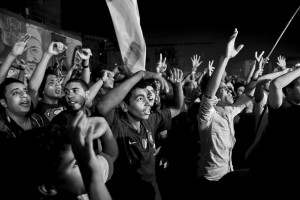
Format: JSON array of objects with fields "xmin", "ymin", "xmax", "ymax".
[
  {"xmin": 82, "ymin": 65, "xmax": 90, "ymax": 69},
  {"xmin": 251, "ymin": 77, "xmax": 258, "ymax": 81}
]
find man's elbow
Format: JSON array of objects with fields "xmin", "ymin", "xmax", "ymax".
[{"xmin": 270, "ymin": 79, "xmax": 281, "ymax": 91}]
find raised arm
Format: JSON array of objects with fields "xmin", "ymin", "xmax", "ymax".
[
  {"xmin": 28, "ymin": 42, "xmax": 66, "ymax": 107},
  {"xmin": 244, "ymin": 51, "xmax": 266, "ymax": 96},
  {"xmin": 77, "ymin": 48, "xmax": 92, "ymax": 85},
  {"xmin": 246, "ymin": 62, "xmax": 256, "ymax": 84},
  {"xmin": 85, "ymin": 71, "xmax": 108, "ymax": 108},
  {"xmin": 269, "ymin": 67, "xmax": 300, "ymax": 108},
  {"xmin": 156, "ymin": 53, "xmax": 167, "ymax": 76},
  {"xmin": 14, "ymin": 59, "xmax": 27, "ymax": 83},
  {"xmin": 68, "ymin": 111, "xmax": 113, "ymax": 200},
  {"xmin": 191, "ymin": 54, "xmax": 202, "ymax": 74},
  {"xmin": 0, "ymin": 34, "xmax": 31, "ymax": 84},
  {"xmin": 96, "ymin": 70, "xmax": 169, "ymax": 125},
  {"xmin": 62, "ymin": 64, "xmax": 78, "ymax": 88},
  {"xmin": 273, "ymin": 55, "xmax": 286, "ymax": 72},
  {"xmin": 92, "ymin": 116, "xmax": 118, "ymax": 162},
  {"xmin": 205, "ymin": 29, "xmax": 244, "ymax": 98},
  {"xmin": 166, "ymin": 68, "xmax": 184, "ymax": 118}
]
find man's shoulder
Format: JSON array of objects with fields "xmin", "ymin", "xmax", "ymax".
[{"xmin": 50, "ymin": 110, "xmax": 72, "ymax": 125}]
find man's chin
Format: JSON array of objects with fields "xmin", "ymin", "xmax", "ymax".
[
  {"xmin": 142, "ymin": 114, "xmax": 150, "ymax": 120},
  {"xmin": 67, "ymin": 104, "xmax": 81, "ymax": 111}
]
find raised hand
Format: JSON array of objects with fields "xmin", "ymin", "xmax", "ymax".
[
  {"xmin": 225, "ymin": 28, "xmax": 244, "ymax": 58},
  {"xmin": 48, "ymin": 42, "xmax": 67, "ymax": 55},
  {"xmin": 68, "ymin": 111, "xmax": 108, "ymax": 142},
  {"xmin": 191, "ymin": 54, "xmax": 202, "ymax": 73},
  {"xmin": 77, "ymin": 48, "xmax": 93, "ymax": 60},
  {"xmin": 254, "ymin": 51, "xmax": 267, "ymax": 76},
  {"xmin": 68, "ymin": 111, "xmax": 92, "ymax": 152},
  {"xmin": 276, "ymin": 55, "xmax": 286, "ymax": 70},
  {"xmin": 100, "ymin": 70, "xmax": 109, "ymax": 83},
  {"xmin": 156, "ymin": 53, "xmax": 167, "ymax": 74},
  {"xmin": 142, "ymin": 71, "xmax": 170, "ymax": 93},
  {"xmin": 255, "ymin": 51, "xmax": 265, "ymax": 63},
  {"xmin": 10, "ymin": 33, "xmax": 31, "ymax": 57},
  {"xmin": 208, "ymin": 60, "xmax": 215, "ymax": 76},
  {"xmin": 183, "ymin": 73, "xmax": 195, "ymax": 84},
  {"xmin": 167, "ymin": 68, "xmax": 184, "ymax": 85},
  {"xmin": 14, "ymin": 58, "xmax": 28, "ymax": 70}
]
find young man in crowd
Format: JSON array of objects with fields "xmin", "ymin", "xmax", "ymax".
[{"xmin": 96, "ymin": 68, "xmax": 184, "ymax": 200}]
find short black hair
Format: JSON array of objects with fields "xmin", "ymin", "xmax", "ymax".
[
  {"xmin": 39, "ymin": 67, "xmax": 57, "ymax": 97},
  {"xmin": 283, "ymin": 77, "xmax": 299, "ymax": 96},
  {"xmin": 123, "ymin": 79, "xmax": 149, "ymax": 105},
  {"xmin": 234, "ymin": 81, "xmax": 245, "ymax": 92},
  {"xmin": 0, "ymin": 78, "xmax": 24, "ymax": 100},
  {"xmin": 65, "ymin": 78, "xmax": 89, "ymax": 91}
]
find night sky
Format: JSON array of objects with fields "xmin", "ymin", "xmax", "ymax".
[
  {"xmin": 62, "ymin": 0, "xmax": 300, "ymax": 44},
  {"xmin": 2, "ymin": 0, "xmax": 300, "ymax": 64},
  {"xmin": 62, "ymin": 0, "xmax": 300, "ymax": 70}
]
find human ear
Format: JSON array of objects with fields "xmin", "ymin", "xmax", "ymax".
[
  {"xmin": 0, "ymin": 99, "xmax": 7, "ymax": 108},
  {"xmin": 38, "ymin": 184, "xmax": 58, "ymax": 196},
  {"xmin": 85, "ymin": 90, "xmax": 90, "ymax": 98},
  {"xmin": 120, "ymin": 101, "xmax": 128, "ymax": 112}
]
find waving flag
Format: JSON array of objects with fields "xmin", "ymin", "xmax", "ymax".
[{"xmin": 106, "ymin": 0, "xmax": 146, "ymax": 75}]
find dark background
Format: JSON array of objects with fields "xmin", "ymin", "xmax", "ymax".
[
  {"xmin": 61, "ymin": 0, "xmax": 300, "ymax": 45},
  {"xmin": 2, "ymin": 0, "xmax": 300, "ymax": 71},
  {"xmin": 61, "ymin": 0, "xmax": 300, "ymax": 68}
]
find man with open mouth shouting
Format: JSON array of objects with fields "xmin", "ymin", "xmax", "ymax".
[{"xmin": 96, "ymin": 68, "xmax": 184, "ymax": 200}]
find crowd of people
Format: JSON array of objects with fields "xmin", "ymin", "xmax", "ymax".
[{"xmin": 0, "ymin": 27, "xmax": 299, "ymax": 200}]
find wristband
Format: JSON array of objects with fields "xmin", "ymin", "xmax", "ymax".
[
  {"xmin": 251, "ymin": 77, "xmax": 258, "ymax": 81},
  {"xmin": 83, "ymin": 65, "xmax": 90, "ymax": 69}
]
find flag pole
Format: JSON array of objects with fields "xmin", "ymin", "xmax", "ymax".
[{"xmin": 267, "ymin": 5, "xmax": 300, "ymax": 59}]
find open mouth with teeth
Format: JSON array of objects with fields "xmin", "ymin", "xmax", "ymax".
[
  {"xmin": 143, "ymin": 107, "xmax": 151, "ymax": 115},
  {"xmin": 20, "ymin": 101, "xmax": 30, "ymax": 106},
  {"xmin": 55, "ymin": 88, "xmax": 61, "ymax": 94},
  {"xmin": 67, "ymin": 100, "xmax": 78, "ymax": 107}
]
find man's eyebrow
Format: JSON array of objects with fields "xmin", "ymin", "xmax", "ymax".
[
  {"xmin": 9, "ymin": 88, "xmax": 20, "ymax": 94},
  {"xmin": 134, "ymin": 94, "xmax": 146, "ymax": 99},
  {"xmin": 67, "ymin": 87, "xmax": 80, "ymax": 90}
]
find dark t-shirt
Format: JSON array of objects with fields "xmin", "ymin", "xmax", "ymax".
[
  {"xmin": 0, "ymin": 111, "xmax": 44, "ymax": 200},
  {"xmin": 248, "ymin": 100, "xmax": 300, "ymax": 192},
  {"xmin": 0, "ymin": 112, "xmax": 44, "ymax": 139},
  {"xmin": 35, "ymin": 98, "xmax": 65, "ymax": 126},
  {"xmin": 107, "ymin": 109, "xmax": 172, "ymax": 200}
]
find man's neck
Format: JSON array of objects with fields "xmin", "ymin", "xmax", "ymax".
[
  {"xmin": 42, "ymin": 96, "xmax": 59, "ymax": 105},
  {"xmin": 125, "ymin": 114, "xmax": 141, "ymax": 133},
  {"xmin": 6, "ymin": 111, "xmax": 30, "ymax": 129}
]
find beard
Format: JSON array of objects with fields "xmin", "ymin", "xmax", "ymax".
[{"xmin": 67, "ymin": 95, "xmax": 86, "ymax": 115}]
